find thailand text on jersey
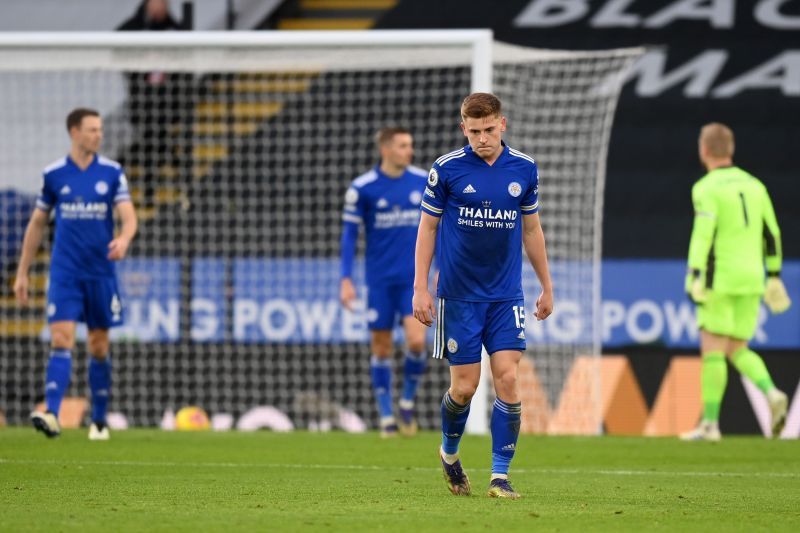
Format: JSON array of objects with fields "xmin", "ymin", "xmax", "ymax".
[
  {"xmin": 342, "ymin": 164, "xmax": 427, "ymax": 286},
  {"xmin": 421, "ymin": 143, "xmax": 539, "ymax": 302},
  {"xmin": 36, "ymin": 154, "xmax": 131, "ymax": 281}
]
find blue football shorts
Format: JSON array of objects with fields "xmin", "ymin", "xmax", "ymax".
[
  {"xmin": 47, "ymin": 277, "xmax": 124, "ymax": 329},
  {"xmin": 366, "ymin": 282, "xmax": 414, "ymax": 330},
  {"xmin": 432, "ymin": 297, "xmax": 526, "ymax": 365}
]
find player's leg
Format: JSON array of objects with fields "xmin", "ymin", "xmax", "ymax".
[
  {"xmin": 370, "ymin": 329, "xmax": 397, "ymax": 437},
  {"xmin": 681, "ymin": 291, "xmax": 730, "ymax": 441},
  {"xmin": 86, "ymin": 329, "xmax": 112, "ymax": 440},
  {"xmin": 440, "ymin": 361, "xmax": 479, "ymax": 496},
  {"xmin": 726, "ymin": 295, "xmax": 788, "ymax": 437},
  {"xmin": 32, "ymin": 320, "xmax": 77, "ymax": 437},
  {"xmin": 487, "ymin": 350, "xmax": 522, "ymax": 498},
  {"xmin": 398, "ymin": 282, "xmax": 427, "ymax": 436},
  {"xmin": 84, "ymin": 278, "xmax": 124, "ymax": 441},
  {"xmin": 484, "ymin": 300, "xmax": 526, "ymax": 499},
  {"xmin": 437, "ymin": 298, "xmax": 483, "ymax": 496},
  {"xmin": 32, "ymin": 279, "xmax": 83, "ymax": 437}
]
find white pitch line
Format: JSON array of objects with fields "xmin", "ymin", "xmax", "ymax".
[{"xmin": 0, "ymin": 458, "xmax": 798, "ymax": 478}]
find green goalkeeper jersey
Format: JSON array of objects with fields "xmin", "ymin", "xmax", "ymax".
[{"xmin": 688, "ymin": 166, "xmax": 782, "ymax": 295}]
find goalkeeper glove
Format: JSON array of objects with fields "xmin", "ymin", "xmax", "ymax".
[
  {"xmin": 685, "ymin": 269, "xmax": 707, "ymax": 304},
  {"xmin": 764, "ymin": 275, "xmax": 791, "ymax": 314}
]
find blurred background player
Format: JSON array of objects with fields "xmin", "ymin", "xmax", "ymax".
[
  {"xmin": 681, "ymin": 122, "xmax": 790, "ymax": 442},
  {"xmin": 413, "ymin": 93, "xmax": 553, "ymax": 499},
  {"xmin": 14, "ymin": 108, "xmax": 138, "ymax": 440},
  {"xmin": 340, "ymin": 127, "xmax": 429, "ymax": 437}
]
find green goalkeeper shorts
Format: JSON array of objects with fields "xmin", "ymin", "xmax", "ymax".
[{"xmin": 696, "ymin": 292, "xmax": 761, "ymax": 340}]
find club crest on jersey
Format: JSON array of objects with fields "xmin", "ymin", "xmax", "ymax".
[
  {"xmin": 409, "ymin": 190, "xmax": 422, "ymax": 205},
  {"xmin": 447, "ymin": 338, "xmax": 458, "ymax": 353},
  {"xmin": 427, "ymin": 168, "xmax": 439, "ymax": 187},
  {"xmin": 508, "ymin": 182, "xmax": 522, "ymax": 198},
  {"xmin": 95, "ymin": 181, "xmax": 109, "ymax": 195}
]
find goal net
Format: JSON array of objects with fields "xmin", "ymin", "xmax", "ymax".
[{"xmin": 0, "ymin": 31, "xmax": 642, "ymax": 433}]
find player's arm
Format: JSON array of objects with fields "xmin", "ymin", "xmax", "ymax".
[
  {"xmin": 108, "ymin": 200, "xmax": 137, "ymax": 261},
  {"xmin": 761, "ymin": 187, "xmax": 791, "ymax": 313},
  {"xmin": 522, "ymin": 213, "xmax": 553, "ymax": 321},
  {"xmin": 761, "ymin": 188, "xmax": 783, "ymax": 276},
  {"xmin": 340, "ymin": 186, "xmax": 363, "ymax": 310},
  {"xmin": 340, "ymin": 221, "xmax": 360, "ymax": 310},
  {"xmin": 14, "ymin": 209, "xmax": 49, "ymax": 306},
  {"xmin": 412, "ymin": 211, "xmax": 439, "ymax": 327},
  {"xmin": 686, "ymin": 183, "xmax": 716, "ymax": 301}
]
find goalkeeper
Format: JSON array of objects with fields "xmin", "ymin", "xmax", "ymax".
[
  {"xmin": 340, "ymin": 127, "xmax": 429, "ymax": 437},
  {"xmin": 682, "ymin": 122, "xmax": 790, "ymax": 441}
]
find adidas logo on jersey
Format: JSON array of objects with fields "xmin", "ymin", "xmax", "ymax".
[
  {"xmin": 517, "ymin": 331, "xmax": 526, "ymax": 340},
  {"xmin": 462, "ymin": 184, "xmax": 477, "ymax": 194},
  {"xmin": 376, "ymin": 198, "xmax": 389, "ymax": 208},
  {"xmin": 59, "ymin": 185, "xmax": 71, "ymax": 195}
]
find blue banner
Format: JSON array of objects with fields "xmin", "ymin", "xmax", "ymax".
[
  {"xmin": 114, "ymin": 258, "xmax": 181, "ymax": 342},
  {"xmin": 601, "ymin": 260, "xmax": 800, "ymax": 349},
  {"xmin": 191, "ymin": 258, "xmax": 227, "ymax": 342},
  {"xmin": 108, "ymin": 257, "xmax": 800, "ymax": 348},
  {"xmin": 232, "ymin": 258, "xmax": 368, "ymax": 343}
]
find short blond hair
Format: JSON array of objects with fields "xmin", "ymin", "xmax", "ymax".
[
  {"xmin": 700, "ymin": 122, "xmax": 735, "ymax": 158},
  {"xmin": 460, "ymin": 93, "xmax": 502, "ymax": 120}
]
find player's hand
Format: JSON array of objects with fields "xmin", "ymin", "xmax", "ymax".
[
  {"xmin": 764, "ymin": 276, "xmax": 791, "ymax": 314},
  {"xmin": 534, "ymin": 288, "xmax": 553, "ymax": 320},
  {"xmin": 685, "ymin": 271, "xmax": 706, "ymax": 304},
  {"xmin": 107, "ymin": 236, "xmax": 131, "ymax": 261},
  {"xmin": 340, "ymin": 278, "xmax": 357, "ymax": 311},
  {"xmin": 412, "ymin": 288, "xmax": 436, "ymax": 327},
  {"xmin": 13, "ymin": 273, "xmax": 29, "ymax": 306}
]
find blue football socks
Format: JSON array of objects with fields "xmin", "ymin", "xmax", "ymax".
[
  {"xmin": 491, "ymin": 398, "xmax": 522, "ymax": 477},
  {"xmin": 45, "ymin": 349, "xmax": 72, "ymax": 415},
  {"xmin": 88, "ymin": 356, "xmax": 112, "ymax": 425},
  {"xmin": 401, "ymin": 350, "xmax": 427, "ymax": 404},
  {"xmin": 370, "ymin": 355, "xmax": 394, "ymax": 419},
  {"xmin": 441, "ymin": 391, "xmax": 471, "ymax": 455}
]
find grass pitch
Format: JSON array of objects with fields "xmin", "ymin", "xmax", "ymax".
[{"xmin": 1, "ymin": 428, "xmax": 798, "ymax": 532}]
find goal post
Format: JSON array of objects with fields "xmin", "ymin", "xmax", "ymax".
[{"xmin": 0, "ymin": 30, "xmax": 642, "ymax": 435}]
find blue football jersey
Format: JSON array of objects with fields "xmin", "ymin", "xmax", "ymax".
[
  {"xmin": 342, "ymin": 165, "xmax": 427, "ymax": 287},
  {"xmin": 420, "ymin": 143, "xmax": 539, "ymax": 302},
  {"xmin": 36, "ymin": 154, "xmax": 131, "ymax": 281}
]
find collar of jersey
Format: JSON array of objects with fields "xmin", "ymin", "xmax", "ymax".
[
  {"xmin": 464, "ymin": 141, "xmax": 509, "ymax": 166},
  {"xmin": 373, "ymin": 164, "xmax": 405, "ymax": 181},
  {"xmin": 66, "ymin": 153, "xmax": 98, "ymax": 172}
]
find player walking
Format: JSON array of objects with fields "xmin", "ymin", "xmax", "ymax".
[
  {"xmin": 681, "ymin": 122, "xmax": 790, "ymax": 441},
  {"xmin": 413, "ymin": 93, "xmax": 554, "ymax": 498},
  {"xmin": 340, "ymin": 127, "xmax": 429, "ymax": 437},
  {"xmin": 14, "ymin": 108, "xmax": 137, "ymax": 440}
]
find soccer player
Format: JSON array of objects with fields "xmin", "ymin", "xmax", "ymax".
[
  {"xmin": 680, "ymin": 123, "xmax": 790, "ymax": 442},
  {"xmin": 14, "ymin": 108, "xmax": 137, "ymax": 441},
  {"xmin": 340, "ymin": 127, "xmax": 429, "ymax": 437},
  {"xmin": 413, "ymin": 93, "xmax": 554, "ymax": 499}
]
